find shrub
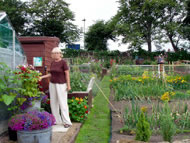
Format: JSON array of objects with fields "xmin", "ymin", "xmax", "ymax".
[
  {"xmin": 160, "ymin": 101, "xmax": 176, "ymax": 142},
  {"xmin": 135, "ymin": 111, "xmax": 151, "ymax": 142},
  {"xmin": 68, "ymin": 97, "xmax": 88, "ymax": 122}
]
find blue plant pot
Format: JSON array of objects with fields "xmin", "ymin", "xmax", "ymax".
[{"xmin": 17, "ymin": 127, "xmax": 52, "ymax": 143}]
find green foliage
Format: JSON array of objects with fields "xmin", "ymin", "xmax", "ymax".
[
  {"xmin": 90, "ymin": 61, "xmax": 102, "ymax": 79},
  {"xmin": 0, "ymin": 0, "xmax": 28, "ymax": 35},
  {"xmin": 167, "ymin": 50, "xmax": 190, "ymax": 62},
  {"xmin": 113, "ymin": 0, "xmax": 188, "ymax": 52},
  {"xmin": 123, "ymin": 100, "xmax": 141, "ymax": 129},
  {"xmin": 0, "ymin": 63, "xmax": 20, "ymax": 111},
  {"xmin": 62, "ymin": 48, "xmax": 81, "ymax": 58},
  {"xmin": 85, "ymin": 20, "xmax": 115, "ymax": 51},
  {"xmin": 24, "ymin": 0, "xmax": 80, "ymax": 43},
  {"xmin": 135, "ymin": 112, "xmax": 151, "ymax": 142},
  {"xmin": 115, "ymin": 66, "xmax": 145, "ymax": 77},
  {"xmin": 160, "ymin": 101, "xmax": 176, "ymax": 142},
  {"xmin": 68, "ymin": 97, "xmax": 88, "ymax": 122},
  {"xmin": 15, "ymin": 65, "xmax": 42, "ymax": 99},
  {"xmin": 111, "ymin": 74, "xmax": 170, "ymax": 100},
  {"xmin": 114, "ymin": 0, "xmax": 163, "ymax": 52},
  {"xmin": 166, "ymin": 75, "xmax": 190, "ymax": 90},
  {"xmin": 70, "ymin": 72, "xmax": 91, "ymax": 93}
]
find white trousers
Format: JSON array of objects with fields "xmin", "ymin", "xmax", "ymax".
[{"xmin": 49, "ymin": 82, "xmax": 72, "ymax": 125}]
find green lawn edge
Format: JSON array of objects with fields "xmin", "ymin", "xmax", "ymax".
[{"xmin": 75, "ymin": 76, "xmax": 111, "ymax": 143}]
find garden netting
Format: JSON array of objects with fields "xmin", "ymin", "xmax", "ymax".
[{"xmin": 0, "ymin": 12, "xmax": 26, "ymax": 69}]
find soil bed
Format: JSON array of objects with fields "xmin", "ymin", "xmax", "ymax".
[{"xmin": 109, "ymin": 93, "xmax": 190, "ymax": 143}]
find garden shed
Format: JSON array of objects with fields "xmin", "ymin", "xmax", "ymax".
[{"xmin": 19, "ymin": 36, "xmax": 60, "ymax": 91}]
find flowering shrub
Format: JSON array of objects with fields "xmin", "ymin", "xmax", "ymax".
[
  {"xmin": 8, "ymin": 110, "xmax": 55, "ymax": 131},
  {"xmin": 160, "ymin": 91, "xmax": 175, "ymax": 101},
  {"xmin": 166, "ymin": 76, "xmax": 189, "ymax": 89},
  {"xmin": 68, "ymin": 97, "xmax": 88, "ymax": 122},
  {"xmin": 14, "ymin": 65, "xmax": 43, "ymax": 110}
]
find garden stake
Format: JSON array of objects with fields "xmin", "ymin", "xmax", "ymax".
[{"xmin": 94, "ymin": 81, "xmax": 123, "ymax": 123}]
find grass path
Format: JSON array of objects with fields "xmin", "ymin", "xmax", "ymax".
[{"xmin": 75, "ymin": 76, "xmax": 111, "ymax": 143}]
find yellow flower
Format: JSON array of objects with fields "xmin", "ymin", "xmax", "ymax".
[
  {"xmin": 80, "ymin": 98, "xmax": 83, "ymax": 102},
  {"xmin": 141, "ymin": 106, "xmax": 148, "ymax": 113},
  {"xmin": 181, "ymin": 80, "xmax": 185, "ymax": 83},
  {"xmin": 170, "ymin": 92, "xmax": 175, "ymax": 96},
  {"xmin": 75, "ymin": 97, "xmax": 79, "ymax": 101},
  {"xmin": 71, "ymin": 99, "xmax": 74, "ymax": 102},
  {"xmin": 109, "ymin": 80, "xmax": 112, "ymax": 82},
  {"xmin": 161, "ymin": 92, "xmax": 170, "ymax": 101}
]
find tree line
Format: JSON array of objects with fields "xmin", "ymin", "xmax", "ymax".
[
  {"xmin": 85, "ymin": 0, "xmax": 190, "ymax": 52},
  {"xmin": 0, "ymin": 0, "xmax": 80, "ymax": 43},
  {"xmin": 1, "ymin": 0, "xmax": 190, "ymax": 52}
]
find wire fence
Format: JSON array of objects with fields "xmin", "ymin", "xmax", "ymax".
[{"xmin": 115, "ymin": 64, "xmax": 190, "ymax": 78}]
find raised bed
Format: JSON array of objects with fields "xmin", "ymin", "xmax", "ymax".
[{"xmin": 68, "ymin": 77, "xmax": 95, "ymax": 111}]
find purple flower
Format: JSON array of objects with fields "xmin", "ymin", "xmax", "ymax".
[{"xmin": 8, "ymin": 110, "xmax": 55, "ymax": 131}]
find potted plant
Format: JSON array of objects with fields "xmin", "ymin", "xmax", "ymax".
[
  {"xmin": 8, "ymin": 110, "xmax": 55, "ymax": 143},
  {"xmin": 0, "ymin": 63, "xmax": 44, "ymax": 112},
  {"xmin": 15, "ymin": 65, "xmax": 44, "ymax": 111}
]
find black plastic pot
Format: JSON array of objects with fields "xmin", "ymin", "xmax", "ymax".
[{"xmin": 8, "ymin": 127, "xmax": 17, "ymax": 141}]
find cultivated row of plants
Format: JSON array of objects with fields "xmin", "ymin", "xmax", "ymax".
[
  {"xmin": 110, "ymin": 68, "xmax": 190, "ymax": 101},
  {"xmin": 121, "ymin": 93, "xmax": 190, "ymax": 142},
  {"xmin": 110, "ymin": 65, "xmax": 190, "ymax": 142}
]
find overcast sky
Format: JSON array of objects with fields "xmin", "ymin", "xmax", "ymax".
[
  {"xmin": 66, "ymin": 0, "xmax": 118, "ymax": 28},
  {"xmin": 65, "ymin": 0, "xmax": 129, "ymax": 51}
]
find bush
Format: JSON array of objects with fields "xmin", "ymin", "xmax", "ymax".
[
  {"xmin": 160, "ymin": 102, "xmax": 176, "ymax": 142},
  {"xmin": 68, "ymin": 97, "xmax": 88, "ymax": 122},
  {"xmin": 135, "ymin": 111, "xmax": 151, "ymax": 142}
]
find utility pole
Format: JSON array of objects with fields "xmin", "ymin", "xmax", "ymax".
[{"xmin": 82, "ymin": 18, "xmax": 86, "ymax": 49}]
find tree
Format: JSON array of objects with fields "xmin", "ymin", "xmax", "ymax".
[
  {"xmin": 24, "ymin": 0, "xmax": 80, "ymax": 43},
  {"xmin": 182, "ymin": 0, "xmax": 190, "ymax": 41},
  {"xmin": 114, "ymin": 0, "xmax": 165, "ymax": 52},
  {"xmin": 85, "ymin": 20, "xmax": 115, "ymax": 51},
  {"xmin": 159, "ymin": 0, "xmax": 187, "ymax": 52},
  {"xmin": 113, "ymin": 0, "xmax": 188, "ymax": 52},
  {"xmin": 0, "ymin": 0, "xmax": 28, "ymax": 35}
]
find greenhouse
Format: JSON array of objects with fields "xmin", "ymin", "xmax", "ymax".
[{"xmin": 0, "ymin": 11, "xmax": 26, "ymax": 69}]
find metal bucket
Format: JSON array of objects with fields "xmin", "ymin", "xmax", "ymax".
[{"xmin": 17, "ymin": 127, "xmax": 52, "ymax": 143}]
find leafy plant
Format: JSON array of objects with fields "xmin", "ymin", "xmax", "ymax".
[
  {"xmin": 166, "ymin": 75, "xmax": 190, "ymax": 90},
  {"xmin": 160, "ymin": 101, "xmax": 176, "ymax": 142},
  {"xmin": 70, "ymin": 72, "xmax": 91, "ymax": 93},
  {"xmin": 68, "ymin": 97, "xmax": 88, "ymax": 122},
  {"xmin": 14, "ymin": 65, "xmax": 43, "ymax": 110},
  {"xmin": 0, "ymin": 63, "xmax": 21, "ymax": 111},
  {"xmin": 135, "ymin": 111, "xmax": 151, "ymax": 142}
]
